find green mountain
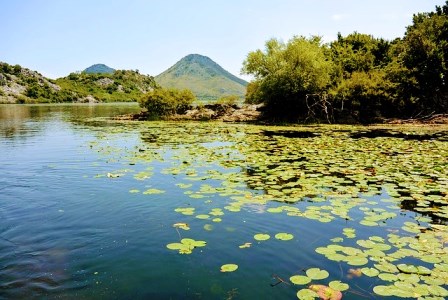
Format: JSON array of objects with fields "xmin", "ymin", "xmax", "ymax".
[
  {"xmin": 56, "ymin": 70, "xmax": 158, "ymax": 102},
  {"xmin": 83, "ymin": 64, "xmax": 115, "ymax": 74},
  {"xmin": 0, "ymin": 61, "xmax": 64, "ymax": 103},
  {"xmin": 155, "ymin": 54, "xmax": 248, "ymax": 101},
  {"xmin": 0, "ymin": 61, "xmax": 158, "ymax": 103}
]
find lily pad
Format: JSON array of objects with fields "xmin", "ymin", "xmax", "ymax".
[
  {"xmin": 306, "ymin": 268, "xmax": 329, "ymax": 280},
  {"xmin": 274, "ymin": 232, "xmax": 294, "ymax": 241},
  {"xmin": 296, "ymin": 289, "xmax": 318, "ymax": 300},
  {"xmin": 328, "ymin": 280, "xmax": 349, "ymax": 292},
  {"xmin": 143, "ymin": 188, "xmax": 165, "ymax": 195},
  {"xmin": 309, "ymin": 284, "xmax": 342, "ymax": 300},
  {"xmin": 220, "ymin": 264, "xmax": 238, "ymax": 272},
  {"xmin": 361, "ymin": 267, "xmax": 379, "ymax": 277},
  {"xmin": 290, "ymin": 275, "xmax": 311, "ymax": 285},
  {"xmin": 173, "ymin": 222, "xmax": 190, "ymax": 230},
  {"xmin": 254, "ymin": 233, "xmax": 270, "ymax": 241}
]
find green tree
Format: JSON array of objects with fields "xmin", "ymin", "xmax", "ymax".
[
  {"xmin": 242, "ymin": 36, "xmax": 334, "ymax": 120},
  {"xmin": 398, "ymin": 1, "xmax": 448, "ymax": 112},
  {"xmin": 138, "ymin": 88, "xmax": 195, "ymax": 117}
]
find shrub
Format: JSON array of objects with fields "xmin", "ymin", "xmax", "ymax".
[
  {"xmin": 138, "ymin": 88, "xmax": 195, "ymax": 116},
  {"xmin": 216, "ymin": 95, "xmax": 239, "ymax": 106}
]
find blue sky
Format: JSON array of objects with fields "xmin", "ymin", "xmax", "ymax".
[{"xmin": 0, "ymin": 0, "xmax": 444, "ymax": 79}]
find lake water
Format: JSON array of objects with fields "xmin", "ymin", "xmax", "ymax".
[{"xmin": 1, "ymin": 104, "xmax": 447, "ymax": 299}]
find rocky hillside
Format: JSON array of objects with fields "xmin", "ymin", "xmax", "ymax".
[
  {"xmin": 56, "ymin": 70, "xmax": 158, "ymax": 103},
  {"xmin": 155, "ymin": 54, "xmax": 248, "ymax": 101},
  {"xmin": 0, "ymin": 61, "xmax": 158, "ymax": 103},
  {"xmin": 0, "ymin": 62, "xmax": 62, "ymax": 103}
]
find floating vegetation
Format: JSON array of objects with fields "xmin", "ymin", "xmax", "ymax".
[
  {"xmin": 173, "ymin": 222, "xmax": 190, "ymax": 231},
  {"xmin": 254, "ymin": 233, "xmax": 270, "ymax": 241},
  {"xmin": 143, "ymin": 188, "xmax": 165, "ymax": 195},
  {"xmin": 166, "ymin": 238, "xmax": 206, "ymax": 255},
  {"xmin": 86, "ymin": 121, "xmax": 448, "ymax": 299},
  {"xmin": 220, "ymin": 264, "xmax": 238, "ymax": 272},
  {"xmin": 274, "ymin": 232, "xmax": 294, "ymax": 241}
]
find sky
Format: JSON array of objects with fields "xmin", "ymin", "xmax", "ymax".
[{"xmin": 0, "ymin": 0, "xmax": 445, "ymax": 79}]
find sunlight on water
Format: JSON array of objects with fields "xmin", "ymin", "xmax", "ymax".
[{"xmin": 0, "ymin": 104, "xmax": 447, "ymax": 299}]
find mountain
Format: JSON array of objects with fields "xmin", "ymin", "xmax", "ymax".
[
  {"xmin": 83, "ymin": 64, "xmax": 115, "ymax": 74},
  {"xmin": 0, "ymin": 61, "xmax": 63, "ymax": 103},
  {"xmin": 0, "ymin": 61, "xmax": 158, "ymax": 103},
  {"xmin": 155, "ymin": 54, "xmax": 247, "ymax": 101},
  {"xmin": 56, "ymin": 70, "xmax": 158, "ymax": 102}
]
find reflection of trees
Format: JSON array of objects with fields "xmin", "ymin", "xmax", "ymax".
[
  {"xmin": 0, "ymin": 105, "xmax": 45, "ymax": 140},
  {"xmin": 237, "ymin": 129, "xmax": 448, "ymax": 225},
  {"xmin": 0, "ymin": 104, "xmax": 140, "ymax": 140}
]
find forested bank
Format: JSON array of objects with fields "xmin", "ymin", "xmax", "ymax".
[{"xmin": 242, "ymin": 2, "xmax": 448, "ymax": 123}]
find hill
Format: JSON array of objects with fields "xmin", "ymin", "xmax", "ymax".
[
  {"xmin": 0, "ymin": 61, "xmax": 158, "ymax": 103},
  {"xmin": 155, "ymin": 54, "xmax": 247, "ymax": 101},
  {"xmin": 56, "ymin": 70, "xmax": 158, "ymax": 102},
  {"xmin": 0, "ymin": 62, "xmax": 63, "ymax": 103},
  {"xmin": 84, "ymin": 64, "xmax": 115, "ymax": 74}
]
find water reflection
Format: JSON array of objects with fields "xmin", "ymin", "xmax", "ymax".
[{"xmin": 0, "ymin": 103, "xmax": 140, "ymax": 141}]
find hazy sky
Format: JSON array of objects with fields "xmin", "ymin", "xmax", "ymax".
[{"xmin": 0, "ymin": 0, "xmax": 444, "ymax": 79}]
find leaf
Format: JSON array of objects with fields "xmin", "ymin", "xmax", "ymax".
[
  {"xmin": 296, "ymin": 288, "xmax": 318, "ymax": 300},
  {"xmin": 309, "ymin": 284, "xmax": 342, "ymax": 300},
  {"xmin": 361, "ymin": 267, "xmax": 379, "ymax": 277},
  {"xmin": 274, "ymin": 232, "xmax": 294, "ymax": 241},
  {"xmin": 220, "ymin": 264, "xmax": 238, "ymax": 272},
  {"xmin": 143, "ymin": 188, "xmax": 165, "ymax": 195},
  {"xmin": 195, "ymin": 214, "xmax": 210, "ymax": 220},
  {"xmin": 239, "ymin": 242, "xmax": 252, "ymax": 249},
  {"xmin": 290, "ymin": 275, "xmax": 311, "ymax": 285},
  {"xmin": 328, "ymin": 280, "xmax": 349, "ymax": 292},
  {"xmin": 173, "ymin": 222, "xmax": 190, "ymax": 230},
  {"xmin": 254, "ymin": 233, "xmax": 270, "ymax": 241},
  {"xmin": 306, "ymin": 268, "xmax": 329, "ymax": 280}
]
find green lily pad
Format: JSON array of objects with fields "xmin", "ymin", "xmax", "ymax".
[
  {"xmin": 290, "ymin": 275, "xmax": 311, "ymax": 285},
  {"xmin": 296, "ymin": 288, "xmax": 318, "ymax": 300},
  {"xmin": 274, "ymin": 232, "xmax": 294, "ymax": 241},
  {"xmin": 373, "ymin": 285, "xmax": 396, "ymax": 297},
  {"xmin": 346, "ymin": 255, "xmax": 369, "ymax": 266},
  {"xmin": 306, "ymin": 268, "xmax": 329, "ymax": 280},
  {"xmin": 143, "ymin": 188, "xmax": 165, "ymax": 195},
  {"xmin": 196, "ymin": 214, "xmax": 210, "ymax": 220},
  {"xmin": 361, "ymin": 267, "xmax": 379, "ymax": 277},
  {"xmin": 220, "ymin": 264, "xmax": 238, "ymax": 272},
  {"xmin": 254, "ymin": 233, "xmax": 270, "ymax": 241},
  {"xmin": 329, "ymin": 280, "xmax": 349, "ymax": 292}
]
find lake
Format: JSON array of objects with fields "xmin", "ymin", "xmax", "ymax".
[{"xmin": 1, "ymin": 104, "xmax": 447, "ymax": 299}]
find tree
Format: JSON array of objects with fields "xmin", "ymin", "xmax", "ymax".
[
  {"xmin": 138, "ymin": 88, "xmax": 195, "ymax": 117},
  {"xmin": 398, "ymin": 1, "xmax": 448, "ymax": 112},
  {"xmin": 242, "ymin": 36, "xmax": 334, "ymax": 120}
]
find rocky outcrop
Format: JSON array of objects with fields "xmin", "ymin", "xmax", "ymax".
[{"xmin": 116, "ymin": 104, "xmax": 263, "ymax": 122}]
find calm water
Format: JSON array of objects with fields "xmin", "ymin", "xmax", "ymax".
[{"xmin": 0, "ymin": 104, "xmax": 447, "ymax": 299}]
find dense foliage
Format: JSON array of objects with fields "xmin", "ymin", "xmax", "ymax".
[
  {"xmin": 0, "ymin": 63, "xmax": 159, "ymax": 103},
  {"xmin": 56, "ymin": 70, "xmax": 158, "ymax": 102},
  {"xmin": 138, "ymin": 88, "xmax": 195, "ymax": 116},
  {"xmin": 242, "ymin": 1, "xmax": 448, "ymax": 122}
]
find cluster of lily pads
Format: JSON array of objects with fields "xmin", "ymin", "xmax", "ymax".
[{"xmin": 88, "ymin": 122, "xmax": 448, "ymax": 299}]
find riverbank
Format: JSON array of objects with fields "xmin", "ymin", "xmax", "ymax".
[
  {"xmin": 116, "ymin": 103, "xmax": 448, "ymax": 125},
  {"xmin": 116, "ymin": 103, "xmax": 263, "ymax": 122}
]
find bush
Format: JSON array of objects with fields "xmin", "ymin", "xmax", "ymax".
[
  {"xmin": 216, "ymin": 95, "xmax": 239, "ymax": 106},
  {"xmin": 138, "ymin": 88, "xmax": 195, "ymax": 116}
]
